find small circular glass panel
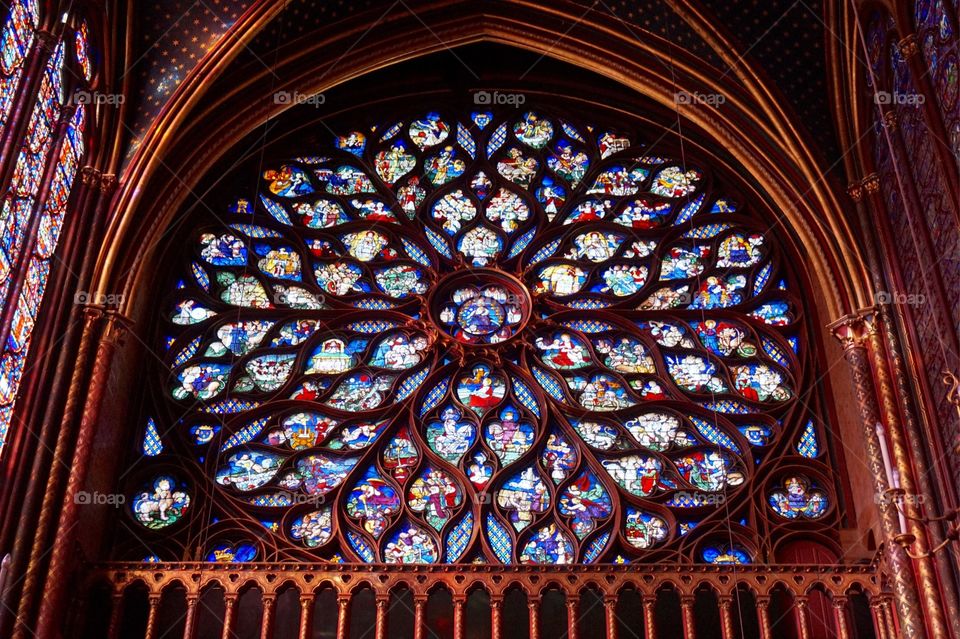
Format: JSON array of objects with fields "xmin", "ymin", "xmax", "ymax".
[{"xmin": 430, "ymin": 269, "xmax": 531, "ymax": 345}]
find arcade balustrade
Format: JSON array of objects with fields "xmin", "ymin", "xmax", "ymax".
[{"xmin": 77, "ymin": 562, "xmax": 890, "ymax": 639}]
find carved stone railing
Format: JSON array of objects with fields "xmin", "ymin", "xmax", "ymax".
[{"xmin": 81, "ymin": 562, "xmax": 891, "ymax": 639}]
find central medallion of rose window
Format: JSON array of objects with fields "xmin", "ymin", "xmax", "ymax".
[{"xmin": 430, "ymin": 269, "xmax": 531, "ymax": 345}]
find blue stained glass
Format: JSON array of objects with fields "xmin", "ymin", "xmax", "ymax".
[
  {"xmin": 379, "ymin": 121, "xmax": 402, "ymax": 142},
  {"xmin": 346, "ymin": 320, "xmax": 400, "ymax": 333},
  {"xmin": 753, "ymin": 263, "xmax": 773, "ymax": 294},
  {"xmin": 445, "ymin": 512, "xmax": 474, "ymax": 562},
  {"xmin": 683, "ymin": 223, "xmax": 732, "ymax": 239},
  {"xmin": 532, "ymin": 367, "xmax": 565, "ymax": 402},
  {"xmin": 200, "ymin": 399, "xmax": 260, "ymax": 414},
  {"xmin": 528, "ymin": 238, "xmax": 561, "ymax": 265},
  {"xmin": 486, "ymin": 122, "xmax": 507, "ymax": 158},
  {"xmin": 507, "ymin": 227, "xmax": 537, "ymax": 258},
  {"xmin": 424, "ymin": 227, "xmax": 452, "ymax": 258},
  {"xmin": 510, "ymin": 375, "xmax": 540, "ymax": 417},
  {"xmin": 396, "ymin": 366, "xmax": 431, "ymax": 402},
  {"xmin": 567, "ymin": 298, "xmax": 612, "ymax": 310},
  {"xmin": 221, "ymin": 417, "xmax": 270, "ymax": 451},
  {"xmin": 561, "ymin": 320, "xmax": 613, "ymax": 333},
  {"xmin": 174, "ymin": 336, "xmax": 201, "ymax": 366},
  {"xmin": 788, "ymin": 336, "xmax": 799, "ymax": 353},
  {"xmin": 471, "ymin": 112, "xmax": 493, "ymax": 129},
  {"xmin": 700, "ymin": 400, "xmax": 752, "ymax": 415},
  {"xmin": 259, "ymin": 195, "xmax": 292, "ymax": 225},
  {"xmin": 797, "ymin": 420, "xmax": 819, "ymax": 458},
  {"xmin": 689, "ymin": 416, "xmax": 741, "ymax": 453},
  {"xmin": 582, "ymin": 531, "xmax": 610, "ymax": 563},
  {"xmin": 419, "ymin": 376, "xmax": 450, "ymax": 416},
  {"xmin": 486, "ymin": 514, "xmax": 512, "ymax": 563},
  {"xmin": 347, "ymin": 531, "xmax": 375, "ymax": 562},
  {"xmin": 560, "ymin": 121, "xmax": 586, "ymax": 142},
  {"xmin": 457, "ymin": 123, "xmax": 476, "ymax": 158},
  {"xmin": 702, "ymin": 545, "xmax": 751, "ymax": 564},
  {"xmin": 674, "ymin": 193, "xmax": 705, "ymax": 224},
  {"xmin": 191, "ymin": 262, "xmax": 209, "ymax": 290},
  {"xmin": 401, "ymin": 237, "xmax": 432, "ymax": 268},
  {"xmin": 229, "ymin": 223, "xmax": 282, "ymax": 238},
  {"xmin": 761, "ymin": 337, "xmax": 789, "ymax": 367},
  {"xmin": 142, "ymin": 418, "xmax": 163, "ymax": 456},
  {"xmin": 353, "ymin": 298, "xmax": 396, "ymax": 310}
]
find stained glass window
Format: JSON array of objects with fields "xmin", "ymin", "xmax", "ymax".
[
  {"xmin": 0, "ymin": 0, "xmax": 39, "ymax": 136},
  {"xmin": 0, "ymin": 18, "xmax": 91, "ymax": 452},
  {"xmin": 132, "ymin": 110, "xmax": 838, "ymax": 564}
]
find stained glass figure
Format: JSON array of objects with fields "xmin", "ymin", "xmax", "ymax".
[{"xmin": 141, "ymin": 110, "xmax": 832, "ymax": 564}]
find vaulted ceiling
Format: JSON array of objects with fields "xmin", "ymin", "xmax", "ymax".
[{"xmin": 123, "ymin": 0, "xmax": 842, "ymax": 176}]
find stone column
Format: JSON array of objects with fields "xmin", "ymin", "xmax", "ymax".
[
  {"xmin": 220, "ymin": 594, "xmax": 238, "ymax": 639},
  {"xmin": 603, "ymin": 595, "xmax": 618, "ymax": 639},
  {"xmin": 831, "ymin": 312, "xmax": 928, "ymax": 638},
  {"xmin": 642, "ymin": 595, "xmax": 657, "ymax": 639},
  {"xmin": 298, "ymin": 593, "xmax": 314, "ymax": 639},
  {"xmin": 755, "ymin": 595, "xmax": 772, "ymax": 639},
  {"xmin": 718, "ymin": 595, "xmax": 735, "ymax": 639}
]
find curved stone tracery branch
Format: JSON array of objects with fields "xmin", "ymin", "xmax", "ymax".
[{"xmin": 130, "ymin": 109, "xmax": 835, "ymax": 565}]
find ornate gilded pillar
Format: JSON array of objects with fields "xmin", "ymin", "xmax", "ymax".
[
  {"xmin": 642, "ymin": 595, "xmax": 657, "ymax": 639},
  {"xmin": 29, "ymin": 310, "xmax": 133, "ymax": 639},
  {"xmin": 528, "ymin": 597, "xmax": 540, "ymax": 639},
  {"xmin": 603, "ymin": 595, "xmax": 618, "ymax": 639},
  {"xmin": 565, "ymin": 596, "xmax": 579, "ymax": 639},
  {"xmin": 863, "ymin": 308, "xmax": 952, "ymax": 639},
  {"xmin": 831, "ymin": 312, "xmax": 928, "ymax": 638},
  {"xmin": 143, "ymin": 594, "xmax": 160, "ymax": 639},
  {"xmin": 105, "ymin": 592, "xmax": 123, "ymax": 639},
  {"xmin": 220, "ymin": 594, "xmax": 238, "ymax": 639},
  {"xmin": 490, "ymin": 594, "xmax": 503, "ymax": 639},
  {"xmin": 181, "ymin": 594, "xmax": 198, "ymax": 639},
  {"xmin": 375, "ymin": 593, "xmax": 389, "ymax": 639},
  {"xmin": 870, "ymin": 596, "xmax": 890, "ymax": 639},
  {"xmin": 260, "ymin": 593, "xmax": 276, "ymax": 639},
  {"xmin": 755, "ymin": 595, "xmax": 772, "ymax": 639},
  {"xmin": 854, "ymin": 167, "xmax": 960, "ymax": 637},
  {"xmin": 298, "ymin": 593, "xmax": 314, "ymax": 639},
  {"xmin": 336, "ymin": 594, "xmax": 351, "ymax": 639},
  {"xmin": 832, "ymin": 597, "xmax": 851, "ymax": 639},
  {"xmin": 452, "ymin": 595, "xmax": 465, "ymax": 639},
  {"xmin": 413, "ymin": 594, "xmax": 426, "ymax": 639},
  {"xmin": 718, "ymin": 595, "xmax": 735, "ymax": 639},
  {"xmin": 680, "ymin": 595, "xmax": 696, "ymax": 639},
  {"xmin": 794, "ymin": 596, "xmax": 811, "ymax": 639}
]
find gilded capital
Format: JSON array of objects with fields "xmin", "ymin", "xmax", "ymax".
[
  {"xmin": 828, "ymin": 310, "xmax": 877, "ymax": 350},
  {"xmin": 897, "ymin": 34, "xmax": 919, "ymax": 59},
  {"xmin": 847, "ymin": 183, "xmax": 864, "ymax": 202},
  {"xmin": 862, "ymin": 174, "xmax": 880, "ymax": 194}
]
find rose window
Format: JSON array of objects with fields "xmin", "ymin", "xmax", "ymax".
[{"xmin": 131, "ymin": 110, "xmax": 835, "ymax": 565}]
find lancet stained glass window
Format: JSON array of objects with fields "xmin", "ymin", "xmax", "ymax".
[
  {"xmin": 0, "ymin": 0, "xmax": 39, "ymax": 136},
  {"xmin": 133, "ymin": 109, "xmax": 838, "ymax": 564},
  {"xmin": 0, "ymin": 19, "xmax": 91, "ymax": 451}
]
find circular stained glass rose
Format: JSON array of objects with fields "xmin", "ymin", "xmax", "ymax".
[{"xmin": 148, "ymin": 109, "xmax": 831, "ymax": 565}]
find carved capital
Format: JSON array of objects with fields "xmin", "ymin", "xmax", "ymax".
[
  {"xmin": 881, "ymin": 110, "xmax": 898, "ymax": 130},
  {"xmin": 847, "ymin": 183, "xmax": 864, "ymax": 202},
  {"xmin": 829, "ymin": 310, "xmax": 877, "ymax": 351},
  {"xmin": 897, "ymin": 34, "xmax": 919, "ymax": 59},
  {"xmin": 80, "ymin": 166, "xmax": 101, "ymax": 187},
  {"xmin": 862, "ymin": 173, "xmax": 880, "ymax": 194}
]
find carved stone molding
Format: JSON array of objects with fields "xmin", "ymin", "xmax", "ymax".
[{"xmin": 897, "ymin": 35, "xmax": 920, "ymax": 60}]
